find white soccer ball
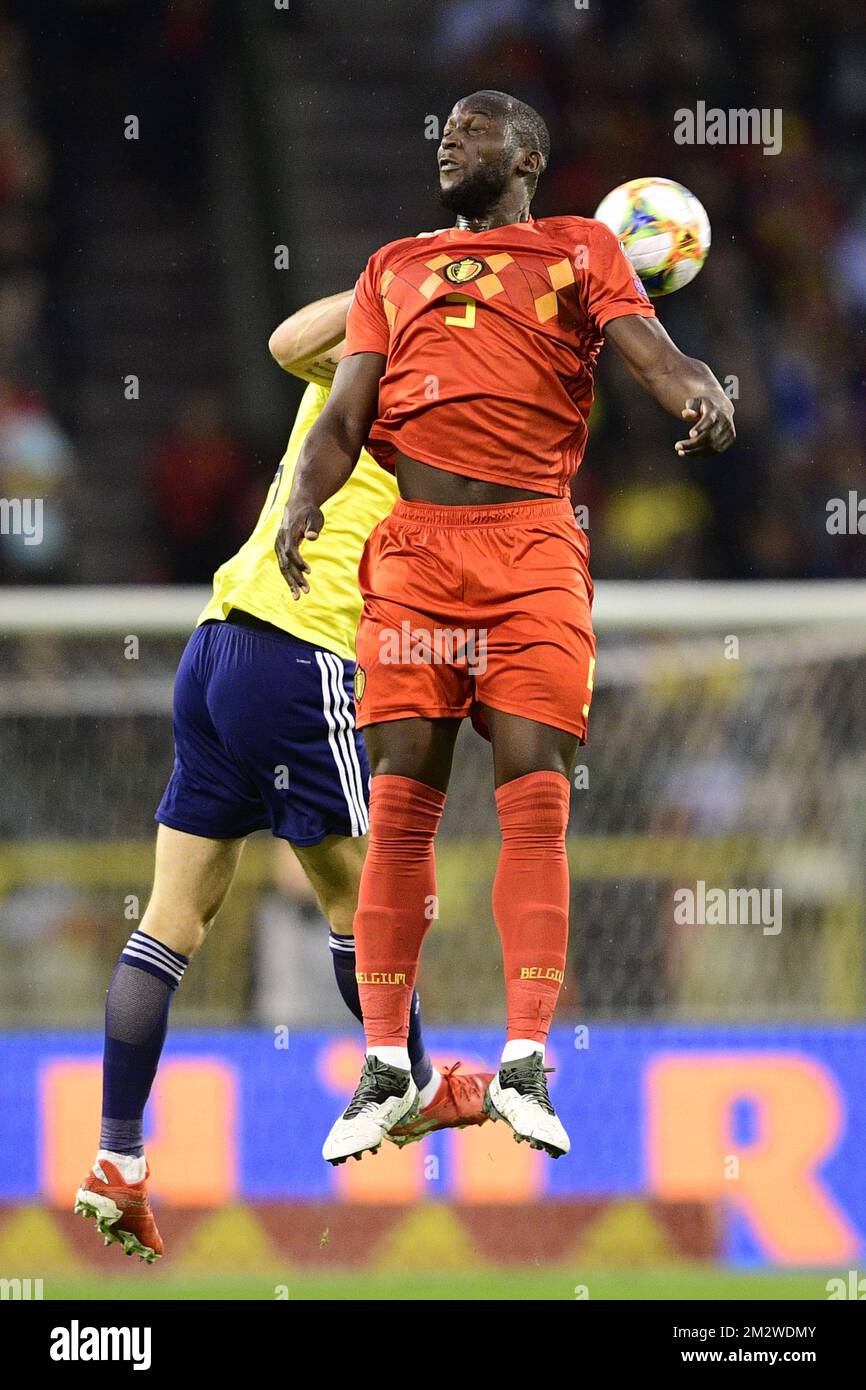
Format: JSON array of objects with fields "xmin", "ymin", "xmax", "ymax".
[{"xmin": 593, "ymin": 177, "xmax": 711, "ymax": 297}]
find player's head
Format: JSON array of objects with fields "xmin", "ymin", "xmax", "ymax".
[{"xmin": 437, "ymin": 91, "xmax": 550, "ymax": 219}]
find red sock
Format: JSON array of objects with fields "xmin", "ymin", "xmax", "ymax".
[
  {"xmin": 493, "ymin": 771, "xmax": 571, "ymax": 1043},
  {"xmin": 354, "ymin": 775, "xmax": 446, "ymax": 1047}
]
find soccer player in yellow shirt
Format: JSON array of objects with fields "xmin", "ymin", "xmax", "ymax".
[{"xmin": 74, "ymin": 292, "xmax": 492, "ymax": 1261}]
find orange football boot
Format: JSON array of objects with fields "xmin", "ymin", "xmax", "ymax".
[
  {"xmin": 388, "ymin": 1062, "xmax": 494, "ymax": 1146},
  {"xmin": 74, "ymin": 1160, "xmax": 163, "ymax": 1263}
]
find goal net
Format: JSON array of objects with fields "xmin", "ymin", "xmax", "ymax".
[{"xmin": 0, "ymin": 582, "xmax": 864, "ymax": 1027}]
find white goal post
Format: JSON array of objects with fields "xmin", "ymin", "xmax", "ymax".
[{"xmin": 0, "ymin": 581, "xmax": 864, "ymax": 634}]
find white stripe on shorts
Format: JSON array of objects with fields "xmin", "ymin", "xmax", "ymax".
[
  {"xmin": 323, "ymin": 652, "xmax": 369, "ymax": 832},
  {"xmin": 315, "ymin": 651, "xmax": 369, "ymax": 837}
]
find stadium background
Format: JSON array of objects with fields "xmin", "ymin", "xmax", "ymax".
[{"xmin": 0, "ymin": 0, "xmax": 864, "ymax": 1300}]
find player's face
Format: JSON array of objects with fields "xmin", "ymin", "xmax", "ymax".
[{"xmin": 437, "ymin": 103, "xmax": 514, "ymax": 217}]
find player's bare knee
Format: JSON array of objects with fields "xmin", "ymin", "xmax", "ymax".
[
  {"xmin": 138, "ymin": 905, "xmax": 214, "ymax": 959},
  {"xmin": 366, "ymin": 720, "xmax": 457, "ymax": 792},
  {"xmin": 313, "ymin": 879, "xmax": 356, "ymax": 937},
  {"xmin": 325, "ymin": 899, "xmax": 355, "ymax": 938}
]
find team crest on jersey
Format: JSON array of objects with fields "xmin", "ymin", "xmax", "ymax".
[
  {"xmin": 354, "ymin": 666, "xmax": 366, "ymax": 703},
  {"xmin": 444, "ymin": 256, "xmax": 484, "ymax": 285}
]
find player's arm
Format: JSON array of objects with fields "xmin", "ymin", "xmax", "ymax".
[
  {"xmin": 268, "ymin": 289, "xmax": 354, "ymax": 385},
  {"xmin": 604, "ymin": 314, "xmax": 735, "ymax": 456},
  {"xmin": 274, "ymin": 350, "xmax": 385, "ymax": 598}
]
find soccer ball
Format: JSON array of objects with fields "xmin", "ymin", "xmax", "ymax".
[{"xmin": 593, "ymin": 177, "xmax": 711, "ymax": 297}]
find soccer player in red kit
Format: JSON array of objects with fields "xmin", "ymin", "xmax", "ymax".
[{"xmin": 276, "ymin": 90, "xmax": 734, "ymax": 1162}]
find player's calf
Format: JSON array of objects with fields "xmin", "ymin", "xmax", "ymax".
[{"xmin": 485, "ymin": 770, "xmax": 572, "ymax": 1157}]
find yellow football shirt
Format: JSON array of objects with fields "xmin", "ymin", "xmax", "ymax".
[{"xmin": 198, "ymin": 382, "xmax": 397, "ymax": 662}]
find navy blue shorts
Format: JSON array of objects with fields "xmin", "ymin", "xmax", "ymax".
[{"xmin": 156, "ymin": 616, "xmax": 370, "ymax": 846}]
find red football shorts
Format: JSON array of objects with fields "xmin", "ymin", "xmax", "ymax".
[{"xmin": 354, "ymin": 497, "xmax": 596, "ymax": 741}]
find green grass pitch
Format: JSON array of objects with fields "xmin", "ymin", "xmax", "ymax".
[{"xmin": 43, "ymin": 1266, "xmax": 833, "ymax": 1301}]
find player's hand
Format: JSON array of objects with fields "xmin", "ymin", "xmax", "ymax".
[
  {"xmin": 675, "ymin": 396, "xmax": 735, "ymax": 457},
  {"xmin": 275, "ymin": 498, "xmax": 325, "ymax": 599}
]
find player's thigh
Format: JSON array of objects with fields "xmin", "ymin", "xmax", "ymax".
[
  {"xmin": 290, "ymin": 832, "xmax": 368, "ymax": 937},
  {"xmin": 470, "ymin": 512, "xmax": 596, "ymax": 761},
  {"xmin": 482, "ymin": 706, "xmax": 580, "ymax": 789},
  {"xmin": 142, "ymin": 824, "xmax": 246, "ymax": 956},
  {"xmin": 363, "ymin": 716, "xmax": 462, "ymax": 792}
]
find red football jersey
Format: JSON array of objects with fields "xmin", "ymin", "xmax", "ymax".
[{"xmin": 344, "ymin": 215, "xmax": 655, "ymax": 497}]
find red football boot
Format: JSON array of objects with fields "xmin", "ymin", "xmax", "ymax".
[
  {"xmin": 388, "ymin": 1062, "xmax": 495, "ymax": 1146},
  {"xmin": 74, "ymin": 1160, "xmax": 163, "ymax": 1263}
]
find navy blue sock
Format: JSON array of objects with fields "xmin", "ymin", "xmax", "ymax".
[
  {"xmin": 329, "ymin": 933, "xmax": 434, "ymax": 1092},
  {"xmin": 99, "ymin": 930, "xmax": 189, "ymax": 1157}
]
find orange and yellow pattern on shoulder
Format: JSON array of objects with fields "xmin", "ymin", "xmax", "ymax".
[{"xmin": 198, "ymin": 383, "xmax": 397, "ymax": 663}]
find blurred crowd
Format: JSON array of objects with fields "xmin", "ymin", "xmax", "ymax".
[
  {"xmin": 0, "ymin": 0, "xmax": 864, "ymax": 583},
  {"xmin": 0, "ymin": 14, "xmax": 76, "ymax": 582},
  {"xmin": 0, "ymin": 0, "xmax": 256, "ymax": 586},
  {"xmin": 433, "ymin": 0, "xmax": 866, "ymax": 578}
]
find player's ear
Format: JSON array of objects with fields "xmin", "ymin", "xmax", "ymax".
[{"xmin": 516, "ymin": 148, "xmax": 543, "ymax": 180}]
